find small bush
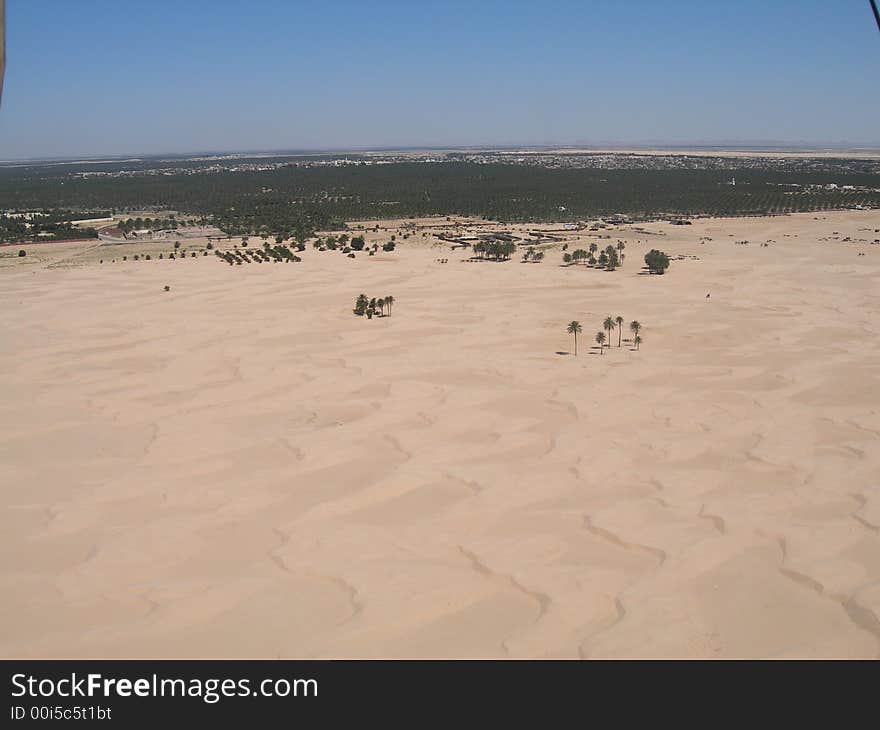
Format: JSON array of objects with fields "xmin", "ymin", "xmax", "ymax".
[{"xmin": 18, "ymin": 249, "xmax": 26, "ymax": 257}]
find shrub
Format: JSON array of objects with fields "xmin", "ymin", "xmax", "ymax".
[
  {"xmin": 644, "ymin": 249, "xmax": 670, "ymax": 274},
  {"xmin": 382, "ymin": 241, "xmax": 396, "ymax": 252},
  {"xmin": 164, "ymin": 285, "xmax": 170, "ymax": 292},
  {"xmin": 18, "ymin": 249, "xmax": 26, "ymax": 257},
  {"xmin": 350, "ymin": 236, "xmax": 366, "ymax": 251}
]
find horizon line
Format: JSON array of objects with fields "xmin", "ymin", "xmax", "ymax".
[{"xmin": 4, "ymin": 141, "xmax": 880, "ymax": 165}]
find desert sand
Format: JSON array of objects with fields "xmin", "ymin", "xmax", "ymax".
[{"xmin": 1, "ymin": 210, "xmax": 879, "ymax": 658}]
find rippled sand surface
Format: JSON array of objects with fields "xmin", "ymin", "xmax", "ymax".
[{"xmin": 2, "ymin": 210, "xmax": 879, "ymax": 658}]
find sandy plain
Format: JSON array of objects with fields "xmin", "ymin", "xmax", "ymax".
[{"xmin": 1, "ymin": 210, "xmax": 879, "ymax": 658}]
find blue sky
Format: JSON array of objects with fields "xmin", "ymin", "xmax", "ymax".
[{"xmin": 1, "ymin": 0, "xmax": 879, "ymax": 158}]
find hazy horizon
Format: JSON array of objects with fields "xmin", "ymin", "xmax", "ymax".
[
  {"xmin": 5, "ymin": 140, "xmax": 880, "ymax": 166},
  {"xmin": 1, "ymin": 0, "xmax": 879, "ymax": 159}
]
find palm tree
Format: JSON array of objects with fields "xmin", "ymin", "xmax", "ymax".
[
  {"xmin": 603, "ymin": 316, "xmax": 615, "ymax": 347},
  {"xmin": 629, "ymin": 320, "xmax": 641, "ymax": 346},
  {"xmin": 567, "ymin": 321, "xmax": 582, "ymax": 355},
  {"xmin": 377, "ymin": 298, "xmax": 386, "ymax": 316},
  {"xmin": 634, "ymin": 334, "xmax": 642, "ymax": 350},
  {"xmin": 589, "ymin": 242, "xmax": 598, "ymax": 256},
  {"xmin": 385, "ymin": 295, "xmax": 394, "ymax": 316},
  {"xmin": 596, "ymin": 331, "xmax": 605, "ymax": 354},
  {"xmin": 615, "ymin": 315, "xmax": 624, "ymax": 346}
]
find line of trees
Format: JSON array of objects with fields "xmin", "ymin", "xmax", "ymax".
[
  {"xmin": 118, "ymin": 216, "xmax": 178, "ymax": 236},
  {"xmin": 216, "ymin": 244, "xmax": 302, "ymax": 265},
  {"xmin": 563, "ymin": 242, "xmax": 625, "ymax": 269},
  {"xmin": 473, "ymin": 240, "xmax": 517, "ymax": 260}
]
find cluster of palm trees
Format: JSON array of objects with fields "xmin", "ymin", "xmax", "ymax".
[
  {"xmin": 566, "ymin": 317, "xmax": 642, "ymax": 356},
  {"xmin": 354, "ymin": 294, "xmax": 395, "ymax": 319},
  {"xmin": 562, "ymin": 241, "xmax": 625, "ymax": 270},
  {"xmin": 521, "ymin": 247, "xmax": 546, "ymax": 263},
  {"xmin": 472, "ymin": 240, "xmax": 517, "ymax": 261}
]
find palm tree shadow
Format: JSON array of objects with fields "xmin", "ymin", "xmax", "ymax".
[{"xmin": 555, "ymin": 351, "xmax": 571, "ymax": 356}]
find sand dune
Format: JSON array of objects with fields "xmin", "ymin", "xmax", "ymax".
[{"xmin": 1, "ymin": 210, "xmax": 879, "ymax": 658}]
